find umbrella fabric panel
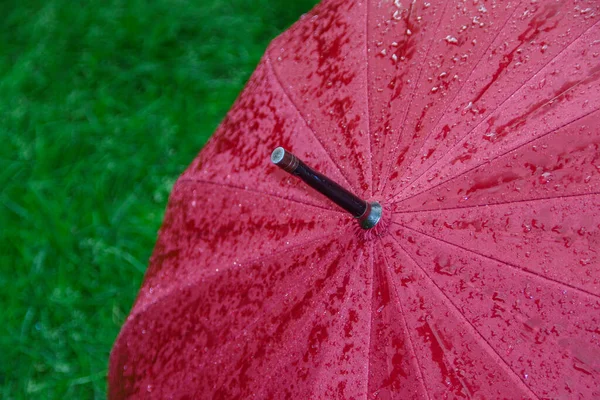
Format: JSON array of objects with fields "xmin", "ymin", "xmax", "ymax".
[
  {"xmin": 110, "ymin": 237, "xmax": 373, "ymax": 399},
  {"xmin": 133, "ymin": 181, "xmax": 351, "ymax": 312}
]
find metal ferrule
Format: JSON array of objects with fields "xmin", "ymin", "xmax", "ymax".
[
  {"xmin": 356, "ymin": 201, "xmax": 383, "ymax": 230},
  {"xmin": 271, "ymin": 147, "xmax": 299, "ymax": 173}
]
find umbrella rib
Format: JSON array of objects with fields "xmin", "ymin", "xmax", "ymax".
[
  {"xmin": 391, "ymin": 17, "xmax": 600, "ymax": 203},
  {"xmin": 364, "ymin": 241, "xmax": 375, "ymax": 399},
  {"xmin": 365, "ymin": 0, "xmax": 373, "ymax": 198},
  {"xmin": 391, "ymin": 191, "xmax": 600, "ymax": 214},
  {"xmin": 391, "ymin": 104, "xmax": 600, "ymax": 206},
  {"xmin": 387, "ymin": 231, "xmax": 542, "ymax": 400},
  {"xmin": 394, "ymin": 1, "xmax": 523, "ymax": 190},
  {"xmin": 377, "ymin": 0, "xmax": 451, "ymax": 195},
  {"xmin": 177, "ymin": 178, "xmax": 344, "ymax": 214},
  {"xmin": 377, "ymin": 241, "xmax": 433, "ymax": 400},
  {"xmin": 394, "ymin": 221, "xmax": 600, "ymax": 303},
  {"xmin": 264, "ymin": 54, "xmax": 357, "ymax": 194}
]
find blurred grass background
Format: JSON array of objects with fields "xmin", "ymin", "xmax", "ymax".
[{"xmin": 0, "ymin": 0, "xmax": 318, "ymax": 397}]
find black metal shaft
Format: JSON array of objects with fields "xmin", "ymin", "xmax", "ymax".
[{"xmin": 271, "ymin": 147, "xmax": 368, "ymax": 218}]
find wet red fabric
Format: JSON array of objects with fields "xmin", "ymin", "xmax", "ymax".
[{"xmin": 109, "ymin": 0, "xmax": 600, "ymax": 398}]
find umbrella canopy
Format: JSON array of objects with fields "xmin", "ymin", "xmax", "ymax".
[{"xmin": 109, "ymin": 0, "xmax": 600, "ymax": 398}]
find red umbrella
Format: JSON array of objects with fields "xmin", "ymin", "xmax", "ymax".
[{"xmin": 109, "ymin": 0, "xmax": 600, "ymax": 398}]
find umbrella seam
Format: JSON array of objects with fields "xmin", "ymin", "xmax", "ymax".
[
  {"xmin": 264, "ymin": 54, "xmax": 358, "ymax": 195},
  {"xmin": 177, "ymin": 178, "xmax": 345, "ymax": 214},
  {"xmin": 393, "ymin": 0, "xmax": 523, "ymax": 195},
  {"xmin": 391, "ymin": 191, "xmax": 600, "ymax": 214},
  {"xmin": 365, "ymin": 0, "xmax": 374, "ymax": 198},
  {"xmin": 377, "ymin": 241, "xmax": 432, "ymax": 400},
  {"xmin": 391, "ymin": 17, "xmax": 600, "ymax": 203},
  {"xmin": 377, "ymin": 0, "xmax": 452, "ymax": 195},
  {"xmin": 364, "ymin": 240, "xmax": 375, "ymax": 399},
  {"xmin": 395, "ymin": 221, "xmax": 600, "ymax": 307},
  {"xmin": 392, "ymin": 104, "xmax": 600, "ymax": 206},
  {"xmin": 388, "ymin": 230, "xmax": 541, "ymax": 400}
]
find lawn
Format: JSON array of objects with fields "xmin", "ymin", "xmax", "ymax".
[{"xmin": 0, "ymin": 0, "xmax": 318, "ymax": 397}]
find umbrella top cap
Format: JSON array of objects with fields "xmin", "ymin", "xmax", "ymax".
[
  {"xmin": 270, "ymin": 147, "xmax": 382, "ymax": 230},
  {"xmin": 271, "ymin": 147, "xmax": 285, "ymax": 163}
]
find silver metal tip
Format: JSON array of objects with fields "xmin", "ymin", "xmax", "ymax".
[
  {"xmin": 271, "ymin": 147, "xmax": 285, "ymax": 164},
  {"xmin": 359, "ymin": 202, "xmax": 383, "ymax": 230}
]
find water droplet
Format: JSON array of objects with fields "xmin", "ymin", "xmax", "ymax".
[
  {"xmin": 540, "ymin": 172, "xmax": 552, "ymax": 184},
  {"xmin": 484, "ymin": 131, "xmax": 497, "ymax": 140},
  {"xmin": 445, "ymin": 35, "xmax": 458, "ymax": 45}
]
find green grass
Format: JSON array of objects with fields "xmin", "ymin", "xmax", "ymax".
[{"xmin": 0, "ymin": 0, "xmax": 318, "ymax": 397}]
